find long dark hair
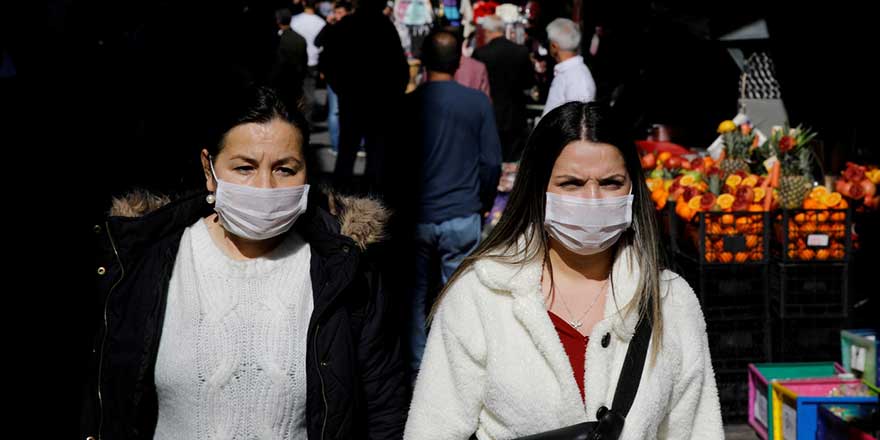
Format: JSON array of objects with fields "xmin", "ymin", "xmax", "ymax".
[{"xmin": 431, "ymin": 101, "xmax": 666, "ymax": 353}]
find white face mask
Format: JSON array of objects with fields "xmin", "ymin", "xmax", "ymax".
[
  {"xmin": 544, "ymin": 191, "xmax": 634, "ymax": 255},
  {"xmin": 209, "ymin": 161, "xmax": 310, "ymax": 241}
]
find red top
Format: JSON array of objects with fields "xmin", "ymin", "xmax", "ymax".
[{"xmin": 548, "ymin": 311, "xmax": 589, "ymax": 402}]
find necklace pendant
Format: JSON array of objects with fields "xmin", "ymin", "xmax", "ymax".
[{"xmin": 569, "ymin": 320, "xmax": 583, "ymax": 329}]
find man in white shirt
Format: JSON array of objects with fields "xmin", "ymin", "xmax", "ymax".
[
  {"xmin": 291, "ymin": 0, "xmax": 327, "ymax": 126},
  {"xmin": 542, "ymin": 18, "xmax": 596, "ymax": 116}
]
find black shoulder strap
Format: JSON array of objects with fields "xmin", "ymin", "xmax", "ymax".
[{"xmin": 610, "ymin": 299, "xmax": 654, "ymax": 418}]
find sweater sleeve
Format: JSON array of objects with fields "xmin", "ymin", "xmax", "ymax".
[
  {"xmin": 658, "ymin": 279, "xmax": 724, "ymax": 440},
  {"xmin": 404, "ymin": 272, "xmax": 488, "ymax": 440}
]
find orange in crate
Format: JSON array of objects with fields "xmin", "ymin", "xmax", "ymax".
[
  {"xmin": 746, "ymin": 235, "xmax": 759, "ymax": 248},
  {"xmin": 816, "ymin": 249, "xmax": 831, "ymax": 260},
  {"xmin": 799, "ymin": 249, "xmax": 816, "ymax": 261},
  {"xmin": 719, "ymin": 252, "xmax": 733, "ymax": 263},
  {"xmin": 735, "ymin": 252, "xmax": 750, "ymax": 263}
]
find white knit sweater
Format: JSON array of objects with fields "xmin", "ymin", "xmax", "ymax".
[
  {"xmin": 404, "ymin": 244, "xmax": 724, "ymax": 440},
  {"xmin": 154, "ymin": 219, "xmax": 314, "ymax": 440}
]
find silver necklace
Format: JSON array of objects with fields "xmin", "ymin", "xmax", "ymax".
[{"xmin": 556, "ymin": 281, "xmax": 606, "ymax": 329}]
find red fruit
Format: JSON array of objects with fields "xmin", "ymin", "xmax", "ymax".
[
  {"xmin": 865, "ymin": 196, "xmax": 880, "ymax": 209},
  {"xmin": 848, "ymin": 182, "xmax": 866, "ymax": 200},
  {"xmin": 641, "ymin": 153, "xmax": 656, "ymax": 169},
  {"xmin": 700, "ymin": 193, "xmax": 717, "ymax": 211},
  {"xmin": 666, "ymin": 156, "xmax": 682, "ymax": 169},
  {"xmin": 736, "ymin": 170, "xmax": 748, "ymax": 178},
  {"xmin": 670, "ymin": 186, "xmax": 686, "ymax": 202},
  {"xmin": 736, "ymin": 186, "xmax": 755, "ymax": 205},
  {"xmin": 694, "ymin": 162, "xmax": 706, "ymax": 173},
  {"xmin": 860, "ymin": 179, "xmax": 877, "ymax": 198},
  {"xmin": 837, "ymin": 179, "xmax": 852, "ymax": 196},
  {"xmin": 680, "ymin": 159, "xmax": 692, "ymax": 170},
  {"xmin": 683, "ymin": 186, "xmax": 699, "ymax": 202},
  {"xmin": 779, "ymin": 136, "xmax": 796, "ymax": 153},
  {"xmin": 732, "ymin": 200, "xmax": 750, "ymax": 212},
  {"xmin": 843, "ymin": 164, "xmax": 866, "ymax": 183}
]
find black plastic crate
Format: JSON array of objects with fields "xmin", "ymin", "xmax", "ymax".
[
  {"xmin": 769, "ymin": 262, "xmax": 849, "ymax": 319},
  {"xmin": 674, "ymin": 210, "xmax": 770, "ymax": 265},
  {"xmin": 773, "ymin": 208, "xmax": 852, "ymax": 262},
  {"xmin": 674, "ymin": 253, "xmax": 769, "ymax": 322},
  {"xmin": 706, "ymin": 317, "xmax": 770, "ymax": 364},
  {"xmin": 770, "ymin": 317, "xmax": 846, "ymax": 362},
  {"xmin": 715, "ymin": 370, "xmax": 749, "ymax": 423}
]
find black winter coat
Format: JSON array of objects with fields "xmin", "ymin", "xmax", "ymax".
[{"xmin": 80, "ymin": 189, "xmax": 408, "ymax": 439}]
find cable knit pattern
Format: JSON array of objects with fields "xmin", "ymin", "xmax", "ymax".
[{"xmin": 154, "ymin": 219, "xmax": 313, "ymax": 440}]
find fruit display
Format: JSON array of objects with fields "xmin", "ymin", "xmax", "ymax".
[
  {"xmin": 774, "ymin": 186, "xmax": 851, "ymax": 262},
  {"xmin": 639, "ymin": 120, "xmax": 866, "ymax": 265},
  {"xmin": 758, "ymin": 125, "xmax": 818, "ymax": 209},
  {"xmin": 716, "ymin": 120, "xmax": 759, "ymax": 178},
  {"xmin": 675, "ymin": 170, "xmax": 774, "ymax": 264},
  {"xmin": 835, "ymin": 162, "xmax": 880, "ymax": 210}
]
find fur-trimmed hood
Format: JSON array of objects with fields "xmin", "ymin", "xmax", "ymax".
[{"xmin": 109, "ymin": 188, "xmax": 389, "ymax": 250}]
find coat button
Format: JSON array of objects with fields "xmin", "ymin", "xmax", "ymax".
[
  {"xmin": 342, "ymin": 245, "xmax": 350, "ymax": 254},
  {"xmin": 93, "ymin": 225, "xmax": 102, "ymax": 234},
  {"xmin": 601, "ymin": 333, "xmax": 611, "ymax": 348},
  {"xmin": 97, "ymin": 267, "xmax": 107, "ymax": 276},
  {"xmin": 320, "ymin": 360, "xmax": 329, "ymax": 367},
  {"xmin": 87, "ymin": 437, "xmax": 97, "ymax": 440},
  {"xmin": 596, "ymin": 406, "xmax": 609, "ymax": 420}
]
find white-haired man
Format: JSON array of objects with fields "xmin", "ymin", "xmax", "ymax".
[
  {"xmin": 473, "ymin": 14, "xmax": 534, "ymax": 161},
  {"xmin": 542, "ymin": 18, "xmax": 596, "ymax": 116}
]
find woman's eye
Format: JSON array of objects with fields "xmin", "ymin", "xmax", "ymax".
[
  {"xmin": 235, "ymin": 166, "xmax": 254, "ymax": 174},
  {"xmin": 276, "ymin": 167, "xmax": 297, "ymax": 176}
]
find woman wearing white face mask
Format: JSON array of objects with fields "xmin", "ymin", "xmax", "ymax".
[
  {"xmin": 405, "ymin": 102, "xmax": 723, "ymax": 440},
  {"xmin": 81, "ymin": 86, "xmax": 409, "ymax": 440}
]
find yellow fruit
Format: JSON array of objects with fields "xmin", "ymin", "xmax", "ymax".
[
  {"xmin": 741, "ymin": 175, "xmax": 759, "ymax": 187},
  {"xmin": 726, "ymin": 174, "xmax": 743, "ymax": 188},
  {"xmin": 822, "ymin": 192, "xmax": 843, "ymax": 208},
  {"xmin": 810, "ymin": 186, "xmax": 829, "ymax": 201},
  {"xmin": 680, "ymin": 175, "xmax": 697, "ymax": 187},
  {"xmin": 754, "ymin": 187, "xmax": 766, "ymax": 203},
  {"xmin": 688, "ymin": 196, "xmax": 703, "ymax": 211},
  {"xmin": 717, "ymin": 194, "xmax": 735, "ymax": 210},
  {"xmin": 718, "ymin": 120, "xmax": 737, "ymax": 133},
  {"xmin": 658, "ymin": 152, "xmax": 672, "ymax": 163},
  {"xmin": 867, "ymin": 169, "xmax": 880, "ymax": 184}
]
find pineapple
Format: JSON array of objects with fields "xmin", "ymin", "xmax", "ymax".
[
  {"xmin": 778, "ymin": 141, "xmax": 815, "ymax": 209},
  {"xmin": 779, "ymin": 175, "xmax": 811, "ymax": 209},
  {"xmin": 719, "ymin": 131, "xmax": 754, "ymax": 178}
]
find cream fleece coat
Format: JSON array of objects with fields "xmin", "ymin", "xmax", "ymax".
[{"xmin": 404, "ymin": 245, "xmax": 724, "ymax": 440}]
